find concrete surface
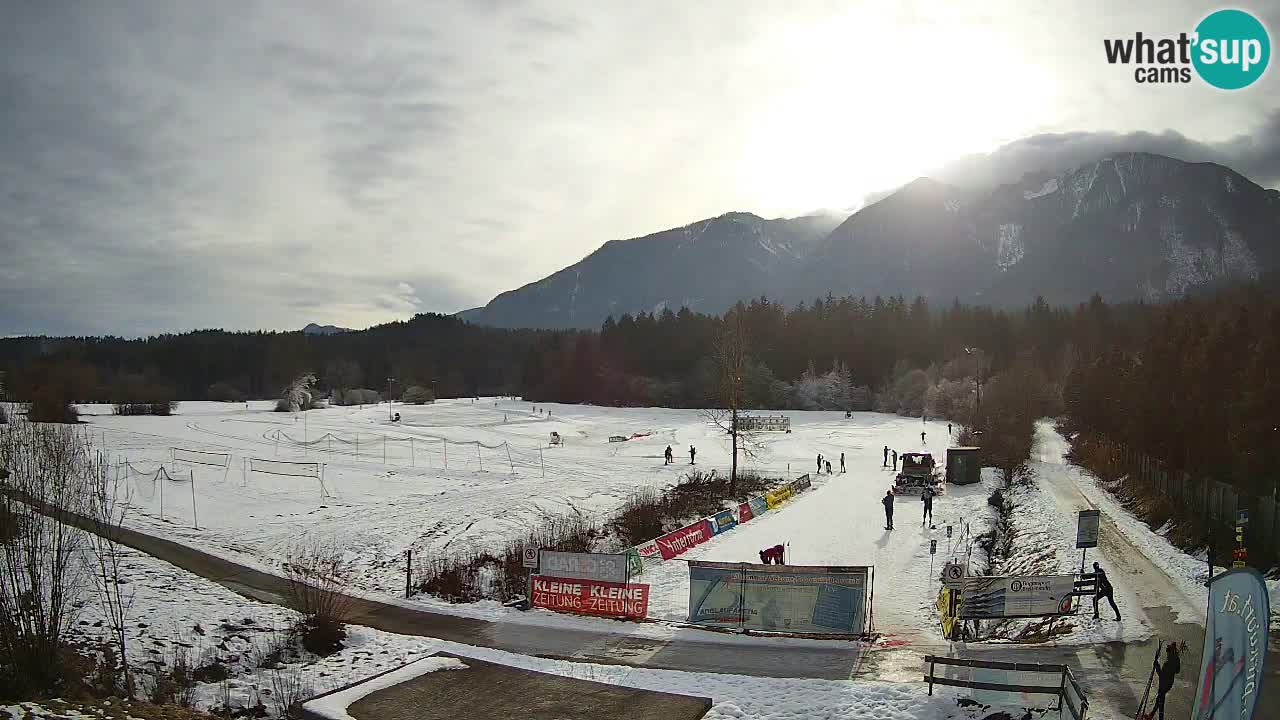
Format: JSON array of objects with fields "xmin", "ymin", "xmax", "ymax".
[{"xmin": 333, "ymin": 652, "xmax": 711, "ymax": 720}]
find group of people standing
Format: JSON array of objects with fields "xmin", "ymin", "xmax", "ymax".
[
  {"xmin": 815, "ymin": 452, "xmax": 845, "ymax": 475},
  {"xmin": 664, "ymin": 445, "xmax": 695, "ymax": 465}
]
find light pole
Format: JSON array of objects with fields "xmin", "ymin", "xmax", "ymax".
[
  {"xmin": 386, "ymin": 377, "xmax": 395, "ymax": 421},
  {"xmin": 964, "ymin": 348, "xmax": 982, "ymax": 426}
]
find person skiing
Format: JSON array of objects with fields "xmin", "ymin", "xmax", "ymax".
[
  {"xmin": 883, "ymin": 446, "xmax": 889, "ymax": 467},
  {"xmin": 689, "ymin": 445, "xmax": 696, "ymax": 464},
  {"xmin": 825, "ymin": 460, "xmax": 832, "ymax": 475},
  {"xmin": 840, "ymin": 452, "xmax": 846, "ymax": 473},
  {"xmin": 1092, "ymin": 562, "xmax": 1121, "ymax": 620},
  {"xmin": 892, "ymin": 449, "xmax": 898, "ymax": 471},
  {"xmin": 922, "ymin": 485, "xmax": 935, "ymax": 527},
  {"xmin": 882, "ymin": 489, "xmax": 895, "ymax": 530},
  {"xmin": 1150, "ymin": 641, "xmax": 1181, "ymax": 720},
  {"xmin": 664, "ymin": 445, "xmax": 673, "ymax": 465}
]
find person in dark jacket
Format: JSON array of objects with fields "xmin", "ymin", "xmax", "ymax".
[
  {"xmin": 664, "ymin": 445, "xmax": 673, "ymax": 465},
  {"xmin": 689, "ymin": 445, "xmax": 696, "ymax": 464},
  {"xmin": 892, "ymin": 449, "xmax": 898, "ymax": 471},
  {"xmin": 1151, "ymin": 641, "xmax": 1181, "ymax": 720},
  {"xmin": 825, "ymin": 460, "xmax": 832, "ymax": 475},
  {"xmin": 817, "ymin": 454, "xmax": 823, "ymax": 473},
  {"xmin": 840, "ymin": 452, "xmax": 846, "ymax": 473},
  {"xmin": 922, "ymin": 485, "xmax": 935, "ymax": 527},
  {"xmin": 882, "ymin": 490, "xmax": 895, "ymax": 529},
  {"xmin": 883, "ymin": 446, "xmax": 889, "ymax": 467},
  {"xmin": 1093, "ymin": 562, "xmax": 1121, "ymax": 620}
]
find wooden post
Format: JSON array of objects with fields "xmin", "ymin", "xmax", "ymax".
[
  {"xmin": 383, "ymin": 436, "xmax": 387, "ymax": 464},
  {"xmin": 506, "ymin": 443, "xmax": 514, "ymax": 474},
  {"xmin": 159, "ymin": 467, "xmax": 164, "ymax": 521},
  {"xmin": 928, "ymin": 656, "xmax": 936, "ymax": 695},
  {"xmin": 476, "ymin": 442, "xmax": 483, "ymax": 472},
  {"xmin": 190, "ymin": 470, "xmax": 198, "ymax": 530},
  {"xmin": 539, "ymin": 446, "xmax": 545, "ymax": 477},
  {"xmin": 405, "ymin": 549, "xmax": 412, "ymax": 598},
  {"xmin": 443, "ymin": 439, "xmax": 447, "ymax": 468},
  {"xmin": 410, "ymin": 438, "xmax": 415, "ymax": 467},
  {"xmin": 355, "ymin": 435, "xmax": 359, "ymax": 459}
]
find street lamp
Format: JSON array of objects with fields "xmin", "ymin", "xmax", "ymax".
[
  {"xmin": 964, "ymin": 348, "xmax": 982, "ymax": 425},
  {"xmin": 386, "ymin": 376, "xmax": 395, "ymax": 421}
]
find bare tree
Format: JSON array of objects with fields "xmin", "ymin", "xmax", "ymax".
[
  {"xmin": 86, "ymin": 457, "xmax": 136, "ymax": 696},
  {"xmin": 703, "ymin": 306, "xmax": 759, "ymax": 495},
  {"xmin": 0, "ymin": 419, "xmax": 92, "ymax": 697}
]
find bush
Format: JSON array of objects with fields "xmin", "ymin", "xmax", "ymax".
[
  {"xmin": 401, "ymin": 385, "xmax": 434, "ymax": 404},
  {"xmin": 27, "ymin": 386, "xmax": 78, "ymax": 423},
  {"xmin": 276, "ymin": 374, "xmax": 319, "ymax": 413},
  {"xmin": 112, "ymin": 401, "xmax": 176, "ymax": 416},
  {"xmin": 281, "ymin": 538, "xmax": 353, "ymax": 656},
  {"xmin": 337, "ymin": 388, "xmax": 380, "ymax": 406},
  {"xmin": 207, "ymin": 382, "xmax": 244, "ymax": 403}
]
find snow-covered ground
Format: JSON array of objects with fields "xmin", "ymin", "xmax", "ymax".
[
  {"xmin": 59, "ymin": 538, "xmax": 1003, "ymax": 720},
  {"xmin": 85, "ymin": 401, "xmax": 964, "ymax": 637}
]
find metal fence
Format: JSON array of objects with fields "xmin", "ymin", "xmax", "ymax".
[{"xmin": 1079, "ymin": 436, "xmax": 1279, "ymax": 563}]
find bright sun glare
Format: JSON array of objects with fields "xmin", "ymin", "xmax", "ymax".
[{"xmin": 743, "ymin": 8, "xmax": 1060, "ymax": 214}]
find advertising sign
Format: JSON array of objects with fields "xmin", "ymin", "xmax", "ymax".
[
  {"xmin": 765, "ymin": 486, "xmax": 793, "ymax": 510},
  {"xmin": 937, "ymin": 587, "xmax": 958, "ymax": 638},
  {"xmin": 791, "ymin": 473, "xmax": 812, "ymax": 492},
  {"xmin": 522, "ymin": 548, "xmax": 538, "ymax": 569},
  {"xmin": 710, "ymin": 509, "xmax": 737, "ymax": 535},
  {"xmin": 531, "ymin": 576, "xmax": 649, "ymax": 619},
  {"xmin": 1192, "ymin": 568, "xmax": 1270, "ymax": 720},
  {"xmin": 1075, "ymin": 509, "xmax": 1101, "ymax": 549},
  {"xmin": 738, "ymin": 501, "xmax": 754, "ymax": 524},
  {"xmin": 655, "ymin": 519, "xmax": 712, "ymax": 560},
  {"xmin": 624, "ymin": 547, "xmax": 644, "ymax": 577},
  {"xmin": 687, "ymin": 561, "xmax": 870, "ymax": 635},
  {"xmin": 749, "ymin": 496, "xmax": 769, "ymax": 518},
  {"xmin": 959, "ymin": 575, "xmax": 1076, "ymax": 619},
  {"xmin": 634, "ymin": 539, "xmax": 662, "ymax": 564},
  {"xmin": 538, "ymin": 551, "xmax": 628, "ymax": 584}
]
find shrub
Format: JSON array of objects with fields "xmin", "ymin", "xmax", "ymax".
[
  {"xmin": 337, "ymin": 388, "xmax": 380, "ymax": 406},
  {"xmin": 27, "ymin": 385, "xmax": 78, "ymax": 423},
  {"xmin": 401, "ymin": 385, "xmax": 434, "ymax": 404},
  {"xmin": 112, "ymin": 402, "xmax": 176, "ymax": 416},
  {"xmin": 207, "ymin": 382, "xmax": 244, "ymax": 403},
  {"xmin": 281, "ymin": 538, "xmax": 353, "ymax": 656},
  {"xmin": 276, "ymin": 374, "xmax": 319, "ymax": 413}
]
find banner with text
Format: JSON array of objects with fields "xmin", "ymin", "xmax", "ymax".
[
  {"xmin": 959, "ymin": 575, "xmax": 1076, "ymax": 619},
  {"xmin": 709, "ymin": 509, "xmax": 737, "ymax": 535},
  {"xmin": 531, "ymin": 576, "xmax": 649, "ymax": 619},
  {"xmin": 749, "ymin": 495, "xmax": 769, "ymax": 518},
  {"xmin": 656, "ymin": 519, "xmax": 712, "ymax": 560},
  {"xmin": 737, "ymin": 501, "xmax": 755, "ymax": 524},
  {"xmin": 1192, "ymin": 568, "xmax": 1270, "ymax": 720},
  {"xmin": 538, "ymin": 551, "xmax": 629, "ymax": 584},
  {"xmin": 765, "ymin": 486, "xmax": 793, "ymax": 510},
  {"xmin": 688, "ymin": 561, "xmax": 870, "ymax": 635}
]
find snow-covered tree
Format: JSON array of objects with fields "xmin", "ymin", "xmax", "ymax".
[{"xmin": 276, "ymin": 373, "xmax": 318, "ymax": 413}]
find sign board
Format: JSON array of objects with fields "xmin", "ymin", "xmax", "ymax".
[
  {"xmin": 748, "ymin": 495, "xmax": 769, "ymax": 518},
  {"xmin": 530, "ymin": 576, "xmax": 649, "ymax": 618},
  {"xmin": 1235, "ymin": 509, "xmax": 1249, "ymax": 527},
  {"xmin": 538, "ymin": 551, "xmax": 628, "ymax": 584},
  {"xmin": 624, "ymin": 547, "xmax": 644, "ymax": 577},
  {"xmin": 947, "ymin": 525, "xmax": 953, "ymax": 539},
  {"xmin": 687, "ymin": 562, "xmax": 870, "ymax": 635},
  {"xmin": 765, "ymin": 486, "xmax": 794, "ymax": 510},
  {"xmin": 655, "ymin": 519, "xmax": 712, "ymax": 560},
  {"xmin": 634, "ymin": 539, "xmax": 662, "ymax": 564},
  {"xmin": 522, "ymin": 548, "xmax": 538, "ymax": 569},
  {"xmin": 737, "ymin": 501, "xmax": 755, "ymax": 524},
  {"xmin": 942, "ymin": 562, "xmax": 965, "ymax": 588},
  {"xmin": 790, "ymin": 473, "xmax": 812, "ymax": 493},
  {"xmin": 937, "ymin": 587, "xmax": 959, "ymax": 638},
  {"xmin": 1075, "ymin": 510, "xmax": 1101, "ymax": 549},
  {"xmin": 960, "ymin": 575, "xmax": 1077, "ymax": 619},
  {"xmin": 930, "ymin": 539, "xmax": 937, "ymax": 555},
  {"xmin": 709, "ymin": 509, "xmax": 737, "ymax": 535}
]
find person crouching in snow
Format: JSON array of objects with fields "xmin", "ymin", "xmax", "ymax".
[{"xmin": 758, "ymin": 544, "xmax": 785, "ymax": 565}]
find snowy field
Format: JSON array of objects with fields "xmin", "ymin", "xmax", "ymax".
[{"xmin": 83, "ymin": 400, "xmax": 958, "ymax": 611}]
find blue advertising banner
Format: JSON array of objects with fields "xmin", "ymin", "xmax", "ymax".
[
  {"xmin": 687, "ymin": 561, "xmax": 870, "ymax": 635},
  {"xmin": 710, "ymin": 509, "xmax": 737, "ymax": 535},
  {"xmin": 749, "ymin": 496, "xmax": 768, "ymax": 518},
  {"xmin": 1192, "ymin": 568, "xmax": 1270, "ymax": 720}
]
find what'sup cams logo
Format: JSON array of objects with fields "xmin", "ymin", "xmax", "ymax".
[{"xmin": 1104, "ymin": 8, "xmax": 1270, "ymax": 89}]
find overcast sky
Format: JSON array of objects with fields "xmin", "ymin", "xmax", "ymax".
[{"xmin": 3, "ymin": 1, "xmax": 1278, "ymax": 337}]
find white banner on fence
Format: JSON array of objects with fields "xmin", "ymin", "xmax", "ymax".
[
  {"xmin": 173, "ymin": 447, "xmax": 231, "ymax": 468},
  {"xmin": 248, "ymin": 458, "xmax": 321, "ymax": 478},
  {"xmin": 538, "ymin": 551, "xmax": 629, "ymax": 584},
  {"xmin": 959, "ymin": 575, "xmax": 1076, "ymax": 619}
]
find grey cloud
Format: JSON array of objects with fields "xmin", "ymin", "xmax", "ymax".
[{"xmin": 931, "ymin": 109, "xmax": 1280, "ymax": 192}]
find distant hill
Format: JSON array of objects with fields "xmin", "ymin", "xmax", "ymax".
[
  {"xmin": 302, "ymin": 323, "xmax": 353, "ymax": 336},
  {"xmin": 460, "ymin": 153, "xmax": 1280, "ymax": 329}
]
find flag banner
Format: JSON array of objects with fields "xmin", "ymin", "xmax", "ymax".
[{"xmin": 1192, "ymin": 568, "xmax": 1270, "ymax": 720}]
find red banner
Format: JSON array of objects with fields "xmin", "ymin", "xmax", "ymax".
[
  {"xmin": 531, "ymin": 576, "xmax": 649, "ymax": 618},
  {"xmin": 738, "ymin": 502, "xmax": 754, "ymax": 524},
  {"xmin": 656, "ymin": 519, "xmax": 712, "ymax": 560}
]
